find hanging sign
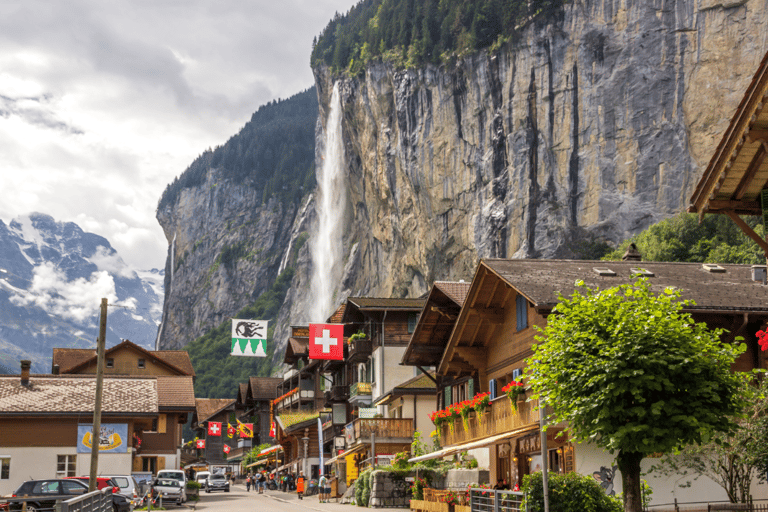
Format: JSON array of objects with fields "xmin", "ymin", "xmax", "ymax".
[
  {"xmin": 231, "ymin": 319, "xmax": 268, "ymax": 357},
  {"xmin": 309, "ymin": 323, "xmax": 344, "ymax": 360},
  {"xmin": 77, "ymin": 423, "xmax": 128, "ymax": 453},
  {"xmin": 196, "ymin": 439, "xmax": 206, "ymax": 449},
  {"xmin": 223, "ymin": 445, "xmax": 231, "ymax": 454}
]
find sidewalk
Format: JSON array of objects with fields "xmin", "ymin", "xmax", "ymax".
[{"xmin": 236, "ymin": 483, "xmax": 408, "ymax": 512}]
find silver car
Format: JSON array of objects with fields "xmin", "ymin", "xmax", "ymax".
[
  {"xmin": 205, "ymin": 474, "xmax": 230, "ymax": 493},
  {"xmin": 152, "ymin": 478, "xmax": 184, "ymax": 506}
]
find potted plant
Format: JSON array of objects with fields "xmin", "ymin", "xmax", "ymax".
[
  {"xmin": 502, "ymin": 380, "xmax": 526, "ymax": 412},
  {"xmin": 186, "ymin": 480, "xmax": 201, "ymax": 499}
]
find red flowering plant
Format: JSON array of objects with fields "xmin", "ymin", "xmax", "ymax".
[
  {"xmin": 472, "ymin": 392, "xmax": 491, "ymax": 424},
  {"xmin": 501, "ymin": 380, "xmax": 526, "ymax": 412},
  {"xmin": 429, "ymin": 407, "xmax": 459, "ymax": 434},
  {"xmin": 441, "ymin": 490, "xmax": 466, "ymax": 506},
  {"xmin": 758, "ymin": 329, "xmax": 768, "ymax": 351}
]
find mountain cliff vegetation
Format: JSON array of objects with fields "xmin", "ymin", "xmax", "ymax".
[
  {"xmin": 185, "ymin": 268, "xmax": 295, "ymax": 398},
  {"xmin": 602, "ymin": 213, "xmax": 764, "ymax": 265},
  {"xmin": 157, "ymin": 88, "xmax": 317, "ymax": 211},
  {"xmin": 311, "ymin": 0, "xmax": 569, "ymax": 74}
]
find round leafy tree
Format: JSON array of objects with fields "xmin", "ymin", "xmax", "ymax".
[{"xmin": 526, "ymin": 278, "xmax": 744, "ymax": 512}]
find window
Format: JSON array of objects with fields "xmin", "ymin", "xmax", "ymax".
[
  {"xmin": 137, "ymin": 358, "xmax": 146, "ymax": 369},
  {"xmin": 57, "ymin": 455, "xmax": 76, "ymax": 477},
  {"xmin": 407, "ymin": 313, "xmax": 418, "ymax": 334},
  {"xmin": 0, "ymin": 457, "xmax": 9, "ymax": 479},
  {"xmin": 516, "ymin": 295, "xmax": 528, "ymax": 331},
  {"xmin": 106, "ymin": 358, "xmax": 114, "ymax": 368}
]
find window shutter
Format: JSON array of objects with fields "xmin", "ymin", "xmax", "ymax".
[
  {"xmin": 444, "ymin": 386, "xmax": 452, "ymax": 407},
  {"xmin": 158, "ymin": 414, "xmax": 167, "ymax": 434},
  {"xmin": 468, "ymin": 379, "xmax": 474, "ymax": 398},
  {"xmin": 516, "ymin": 296, "xmax": 528, "ymax": 331}
]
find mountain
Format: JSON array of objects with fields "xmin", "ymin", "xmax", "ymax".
[
  {"xmin": 0, "ymin": 213, "xmax": 163, "ymax": 373},
  {"xmin": 155, "ymin": 0, "xmax": 768, "ymax": 367}
]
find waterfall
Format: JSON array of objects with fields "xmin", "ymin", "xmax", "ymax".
[
  {"xmin": 155, "ymin": 232, "xmax": 176, "ymax": 350},
  {"xmin": 309, "ymin": 83, "xmax": 346, "ymax": 322}
]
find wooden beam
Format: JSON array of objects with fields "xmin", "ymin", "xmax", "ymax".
[
  {"xmin": 734, "ymin": 142, "xmax": 768, "ymax": 200},
  {"xmin": 454, "ymin": 347, "xmax": 487, "ymax": 370},
  {"xmin": 707, "ymin": 200, "xmax": 761, "ymax": 213},
  {"xmin": 724, "ymin": 210, "xmax": 768, "ymax": 255},
  {"xmin": 747, "ymin": 129, "xmax": 768, "ymax": 144}
]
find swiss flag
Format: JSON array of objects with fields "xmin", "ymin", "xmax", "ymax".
[
  {"xmin": 207, "ymin": 422, "xmax": 222, "ymax": 437},
  {"xmin": 223, "ymin": 445, "xmax": 231, "ymax": 454},
  {"xmin": 309, "ymin": 323, "xmax": 344, "ymax": 360},
  {"xmin": 269, "ymin": 421, "xmax": 276, "ymax": 438},
  {"xmin": 196, "ymin": 439, "xmax": 205, "ymax": 449}
]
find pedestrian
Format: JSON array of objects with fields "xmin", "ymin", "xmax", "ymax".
[
  {"xmin": 246, "ymin": 474, "xmax": 251, "ymax": 492},
  {"xmin": 296, "ymin": 473, "xmax": 305, "ymax": 500},
  {"xmin": 318, "ymin": 473, "xmax": 328, "ymax": 503},
  {"xmin": 258, "ymin": 471, "xmax": 266, "ymax": 494}
]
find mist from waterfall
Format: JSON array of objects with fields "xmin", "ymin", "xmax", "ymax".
[{"xmin": 309, "ymin": 83, "xmax": 346, "ymax": 322}]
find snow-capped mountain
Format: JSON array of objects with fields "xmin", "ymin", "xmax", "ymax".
[{"xmin": 0, "ymin": 213, "xmax": 163, "ymax": 373}]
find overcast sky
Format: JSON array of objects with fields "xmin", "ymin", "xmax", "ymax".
[{"xmin": 0, "ymin": 0, "xmax": 356, "ymax": 271}]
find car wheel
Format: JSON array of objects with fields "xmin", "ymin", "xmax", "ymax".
[{"xmin": 26, "ymin": 505, "xmax": 37, "ymax": 512}]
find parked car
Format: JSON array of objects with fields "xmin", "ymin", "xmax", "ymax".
[
  {"xmin": 195, "ymin": 471, "xmax": 210, "ymax": 486},
  {"xmin": 101, "ymin": 475, "xmax": 140, "ymax": 504},
  {"xmin": 63, "ymin": 477, "xmax": 130, "ymax": 512},
  {"xmin": 9, "ymin": 479, "xmax": 89, "ymax": 512},
  {"xmin": 150, "ymin": 478, "xmax": 184, "ymax": 506},
  {"xmin": 204, "ymin": 474, "xmax": 230, "ymax": 493}
]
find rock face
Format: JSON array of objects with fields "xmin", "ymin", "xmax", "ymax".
[
  {"xmin": 312, "ymin": 0, "xmax": 768, "ymax": 301},
  {"xmin": 156, "ymin": 0, "xmax": 767, "ymax": 358}
]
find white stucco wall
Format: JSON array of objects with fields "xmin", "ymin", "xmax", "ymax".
[
  {"xmin": 371, "ymin": 346, "xmax": 412, "ymax": 410},
  {"xmin": 0, "ymin": 447, "xmax": 132, "ymax": 495},
  {"xmin": 574, "ymin": 442, "xmax": 768, "ymax": 506}
]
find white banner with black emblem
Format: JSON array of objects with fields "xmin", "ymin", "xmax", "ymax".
[{"xmin": 231, "ymin": 319, "xmax": 268, "ymax": 357}]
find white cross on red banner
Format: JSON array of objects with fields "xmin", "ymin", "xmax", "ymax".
[
  {"xmin": 208, "ymin": 422, "xmax": 221, "ymax": 436},
  {"xmin": 223, "ymin": 445, "xmax": 231, "ymax": 454},
  {"xmin": 309, "ymin": 323, "xmax": 344, "ymax": 360},
  {"xmin": 196, "ymin": 439, "xmax": 205, "ymax": 449}
]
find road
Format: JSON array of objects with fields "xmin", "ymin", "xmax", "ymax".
[{"xmin": 189, "ymin": 483, "xmax": 406, "ymax": 512}]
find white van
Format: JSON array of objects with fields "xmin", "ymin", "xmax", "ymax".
[{"xmin": 155, "ymin": 470, "xmax": 187, "ymax": 503}]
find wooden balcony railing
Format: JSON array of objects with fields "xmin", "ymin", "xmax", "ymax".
[
  {"xmin": 349, "ymin": 417, "xmax": 413, "ymax": 443},
  {"xmin": 438, "ymin": 395, "xmax": 540, "ymax": 447}
]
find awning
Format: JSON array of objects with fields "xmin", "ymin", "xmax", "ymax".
[
  {"xmin": 246, "ymin": 459, "xmax": 269, "ymax": 468},
  {"xmin": 259, "ymin": 445, "xmax": 282, "ymax": 455},
  {"xmin": 325, "ymin": 444, "xmax": 366, "ymax": 465},
  {"xmin": 408, "ymin": 425, "xmax": 539, "ymax": 463}
]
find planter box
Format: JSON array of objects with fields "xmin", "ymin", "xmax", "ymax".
[
  {"xmin": 186, "ymin": 487, "xmax": 200, "ymax": 499},
  {"xmin": 410, "ymin": 499, "xmax": 451, "ymax": 512}
]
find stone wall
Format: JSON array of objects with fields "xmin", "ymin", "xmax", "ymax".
[
  {"xmin": 369, "ymin": 471, "xmax": 412, "ymax": 508},
  {"xmin": 444, "ymin": 469, "xmax": 491, "ymax": 491}
]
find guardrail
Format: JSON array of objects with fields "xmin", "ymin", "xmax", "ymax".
[
  {"xmin": 61, "ymin": 490, "xmax": 111, "ymax": 512},
  {"xmin": 469, "ymin": 488, "xmax": 526, "ymax": 512},
  {"xmin": 0, "ymin": 489, "xmax": 111, "ymax": 512}
]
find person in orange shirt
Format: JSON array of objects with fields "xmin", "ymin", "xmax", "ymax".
[{"xmin": 296, "ymin": 473, "xmax": 305, "ymax": 500}]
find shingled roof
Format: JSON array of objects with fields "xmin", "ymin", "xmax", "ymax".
[
  {"xmin": 482, "ymin": 259, "xmax": 768, "ymax": 312},
  {"xmin": 0, "ymin": 375, "xmax": 158, "ymax": 414},
  {"xmin": 52, "ymin": 340, "xmax": 195, "ymax": 376},
  {"xmin": 156, "ymin": 376, "xmax": 196, "ymax": 410},
  {"xmin": 346, "ymin": 297, "xmax": 425, "ymax": 310},
  {"xmin": 249, "ymin": 377, "xmax": 282, "ymax": 400},
  {"xmin": 195, "ymin": 398, "xmax": 236, "ymax": 424}
]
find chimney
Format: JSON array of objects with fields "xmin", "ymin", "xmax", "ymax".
[
  {"xmin": 752, "ymin": 265, "xmax": 767, "ymax": 284},
  {"xmin": 52, "ymin": 364, "xmax": 60, "ymax": 375},
  {"xmin": 20, "ymin": 360, "xmax": 31, "ymax": 386},
  {"xmin": 622, "ymin": 243, "xmax": 642, "ymax": 262}
]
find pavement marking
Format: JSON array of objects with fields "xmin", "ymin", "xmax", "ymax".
[{"xmin": 264, "ymin": 494, "xmax": 327, "ymax": 512}]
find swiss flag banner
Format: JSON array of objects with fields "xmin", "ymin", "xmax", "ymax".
[
  {"xmin": 309, "ymin": 323, "xmax": 344, "ymax": 360},
  {"xmin": 196, "ymin": 439, "xmax": 205, "ymax": 449},
  {"xmin": 223, "ymin": 445, "xmax": 231, "ymax": 454},
  {"xmin": 207, "ymin": 422, "xmax": 222, "ymax": 437}
]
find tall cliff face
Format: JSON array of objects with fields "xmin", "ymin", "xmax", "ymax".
[{"xmin": 311, "ymin": 0, "xmax": 768, "ymax": 302}]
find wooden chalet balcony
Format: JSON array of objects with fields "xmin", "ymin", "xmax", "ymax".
[
  {"xmin": 347, "ymin": 337, "xmax": 372, "ymax": 363},
  {"xmin": 438, "ymin": 396, "xmax": 540, "ymax": 447},
  {"xmin": 348, "ymin": 418, "xmax": 413, "ymax": 444}
]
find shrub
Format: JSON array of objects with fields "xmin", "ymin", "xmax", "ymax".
[
  {"xmin": 522, "ymin": 472, "xmax": 622, "ymax": 512},
  {"xmin": 186, "ymin": 481, "xmax": 201, "ymax": 489}
]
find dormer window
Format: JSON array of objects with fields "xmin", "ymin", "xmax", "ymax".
[
  {"xmin": 106, "ymin": 358, "xmax": 114, "ymax": 369},
  {"xmin": 138, "ymin": 359, "xmax": 146, "ymax": 369},
  {"xmin": 630, "ymin": 268, "xmax": 655, "ymax": 277}
]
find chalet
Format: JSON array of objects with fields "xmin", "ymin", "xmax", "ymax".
[
  {"xmin": 405, "ymin": 259, "xmax": 768, "ymax": 505},
  {"xmin": 0, "ymin": 360, "xmax": 194, "ymax": 494},
  {"xmin": 190, "ymin": 398, "xmax": 239, "ymax": 470},
  {"xmin": 51, "ymin": 340, "xmax": 196, "ymax": 473}
]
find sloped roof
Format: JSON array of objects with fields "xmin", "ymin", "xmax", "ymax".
[
  {"xmin": 327, "ymin": 304, "xmax": 346, "ymax": 323},
  {"xmin": 689, "ymin": 50, "xmax": 768, "ymax": 218},
  {"xmin": 346, "ymin": 297, "xmax": 425, "ymax": 310},
  {"xmin": 402, "ymin": 281, "xmax": 470, "ymax": 367},
  {"xmin": 239, "ymin": 383, "xmax": 248, "ymax": 403},
  {"xmin": 0, "ymin": 375, "xmax": 157, "ymax": 414},
  {"xmin": 156, "ymin": 376, "xmax": 195, "ymax": 409},
  {"xmin": 53, "ymin": 340, "xmax": 194, "ymax": 376},
  {"xmin": 195, "ymin": 398, "xmax": 236, "ymax": 424},
  {"xmin": 249, "ymin": 377, "xmax": 282, "ymax": 400},
  {"xmin": 395, "ymin": 372, "xmax": 437, "ymax": 390},
  {"xmin": 482, "ymin": 259, "xmax": 768, "ymax": 312}
]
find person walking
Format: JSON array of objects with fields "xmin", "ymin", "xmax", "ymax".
[
  {"xmin": 296, "ymin": 473, "xmax": 305, "ymax": 500},
  {"xmin": 318, "ymin": 473, "xmax": 328, "ymax": 503},
  {"xmin": 246, "ymin": 474, "xmax": 251, "ymax": 492},
  {"xmin": 258, "ymin": 471, "xmax": 266, "ymax": 494}
]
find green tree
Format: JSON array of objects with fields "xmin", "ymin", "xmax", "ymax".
[{"xmin": 526, "ymin": 279, "xmax": 745, "ymax": 512}]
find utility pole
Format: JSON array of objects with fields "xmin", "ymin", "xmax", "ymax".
[{"xmin": 89, "ymin": 298, "xmax": 108, "ymax": 491}]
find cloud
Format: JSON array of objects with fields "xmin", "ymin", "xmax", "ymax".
[
  {"xmin": 87, "ymin": 246, "xmax": 135, "ymax": 279},
  {"xmin": 9, "ymin": 262, "xmax": 136, "ymax": 323}
]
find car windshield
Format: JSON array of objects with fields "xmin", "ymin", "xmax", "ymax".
[
  {"xmin": 209, "ymin": 475, "xmax": 225, "ymax": 481},
  {"xmin": 157, "ymin": 472, "xmax": 184, "ymax": 481},
  {"xmin": 156, "ymin": 480, "xmax": 179, "ymax": 487},
  {"xmin": 111, "ymin": 477, "xmax": 130, "ymax": 488}
]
